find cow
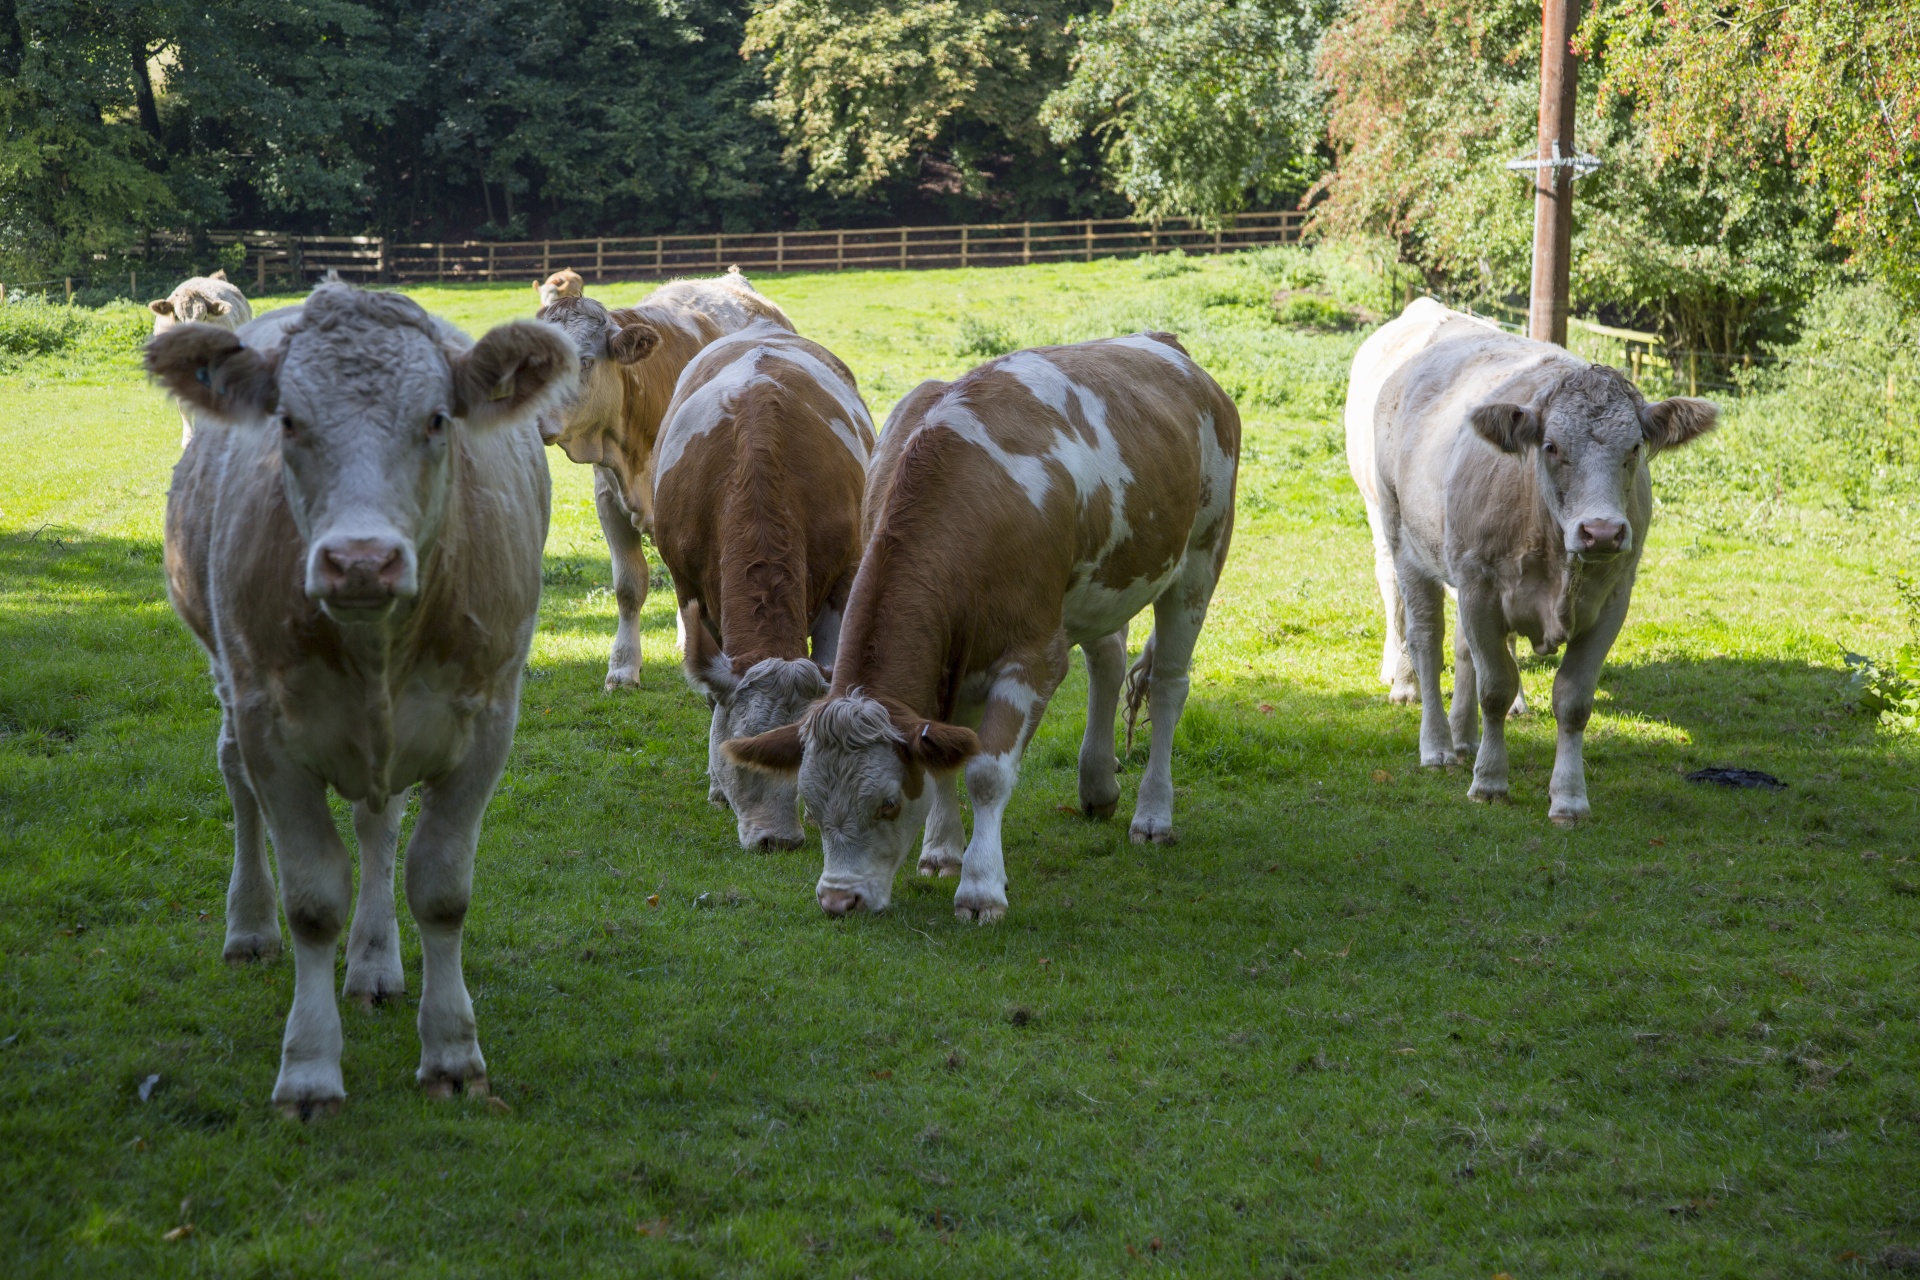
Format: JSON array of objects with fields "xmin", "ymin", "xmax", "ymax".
[
  {"xmin": 150, "ymin": 270, "xmax": 254, "ymax": 448},
  {"xmin": 536, "ymin": 268, "xmax": 796, "ymax": 689},
  {"xmin": 534, "ymin": 268, "xmax": 585, "ymax": 306},
  {"xmin": 147, "ymin": 281, "xmax": 574, "ymax": 1118},
  {"xmin": 1368, "ymin": 304, "xmax": 1716, "ymax": 823},
  {"xmin": 657, "ymin": 321, "xmax": 876, "ymax": 849},
  {"xmin": 726, "ymin": 334, "xmax": 1239, "ymax": 923}
]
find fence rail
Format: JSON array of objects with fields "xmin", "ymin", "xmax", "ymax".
[{"xmin": 129, "ymin": 213, "xmax": 1306, "ymax": 290}]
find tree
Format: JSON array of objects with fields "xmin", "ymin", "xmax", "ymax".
[
  {"xmin": 741, "ymin": 0, "xmax": 1109, "ymax": 216},
  {"xmin": 1041, "ymin": 0, "xmax": 1336, "ymax": 219},
  {"xmin": 1591, "ymin": 0, "xmax": 1920, "ymax": 304},
  {"xmin": 1315, "ymin": 0, "xmax": 1833, "ymax": 354}
]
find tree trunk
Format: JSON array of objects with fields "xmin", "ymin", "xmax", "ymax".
[{"xmin": 131, "ymin": 40, "xmax": 162, "ymax": 144}]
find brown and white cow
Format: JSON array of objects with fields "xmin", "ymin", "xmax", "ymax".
[
  {"xmin": 656, "ymin": 321, "xmax": 876, "ymax": 849},
  {"xmin": 148, "ymin": 282, "xmax": 573, "ymax": 1117},
  {"xmin": 1369, "ymin": 304, "xmax": 1716, "ymax": 823},
  {"xmin": 150, "ymin": 270, "xmax": 254, "ymax": 448},
  {"xmin": 536, "ymin": 268, "xmax": 796, "ymax": 688},
  {"xmin": 534, "ymin": 268, "xmax": 585, "ymax": 306},
  {"xmin": 727, "ymin": 334, "xmax": 1239, "ymax": 922}
]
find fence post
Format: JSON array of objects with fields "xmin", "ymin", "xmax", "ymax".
[
  {"xmin": 778, "ymin": 230, "xmax": 786, "ymax": 273},
  {"xmin": 597, "ymin": 239, "xmax": 606, "ymax": 280},
  {"xmin": 1213, "ymin": 227, "xmax": 1223, "ymax": 255},
  {"xmin": 256, "ymin": 241, "xmax": 266, "ymax": 291},
  {"xmin": 1023, "ymin": 222, "xmax": 1031, "ymax": 266},
  {"xmin": 899, "ymin": 227, "xmax": 907, "ymax": 270},
  {"xmin": 960, "ymin": 226, "xmax": 969, "ymax": 270},
  {"xmin": 0, "ymin": 282, "xmax": 7, "ymax": 304},
  {"xmin": 65, "ymin": 277, "xmax": 73, "ymax": 304},
  {"xmin": 130, "ymin": 271, "xmax": 136, "ymax": 298},
  {"xmin": 654, "ymin": 236, "xmax": 662, "ymax": 275},
  {"xmin": 292, "ymin": 235, "xmax": 304, "ymax": 283},
  {"xmin": 437, "ymin": 243, "xmax": 444, "ymax": 283},
  {"xmin": 377, "ymin": 238, "xmax": 388, "ymax": 283},
  {"xmin": 487, "ymin": 243, "xmax": 496, "ymax": 282},
  {"xmin": 541, "ymin": 240, "xmax": 549, "ymax": 279},
  {"xmin": 836, "ymin": 230, "xmax": 845, "ymax": 271},
  {"xmin": 1083, "ymin": 221, "xmax": 1092, "ymax": 262}
]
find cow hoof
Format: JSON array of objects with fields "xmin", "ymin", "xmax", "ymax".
[
  {"xmin": 917, "ymin": 851, "xmax": 963, "ymax": 878},
  {"xmin": 1467, "ymin": 784, "xmax": 1509, "ymax": 804},
  {"xmin": 708, "ymin": 788, "xmax": 730, "ymax": 809},
  {"xmin": 1548, "ymin": 797, "xmax": 1590, "ymax": 826},
  {"xmin": 954, "ymin": 901, "xmax": 1006, "ymax": 924},
  {"xmin": 604, "ymin": 670, "xmax": 641, "ymax": 692},
  {"xmin": 422, "ymin": 1072, "xmax": 489, "ymax": 1100},
  {"xmin": 276, "ymin": 1095, "xmax": 343, "ymax": 1123},
  {"xmin": 344, "ymin": 973, "xmax": 405, "ymax": 1010},
  {"xmin": 1389, "ymin": 682, "xmax": 1421, "ymax": 705},
  {"xmin": 223, "ymin": 932, "xmax": 282, "ymax": 965},
  {"xmin": 1081, "ymin": 799, "xmax": 1118, "ymax": 820},
  {"xmin": 1129, "ymin": 821, "xmax": 1178, "ymax": 846}
]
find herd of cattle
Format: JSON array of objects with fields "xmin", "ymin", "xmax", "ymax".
[{"xmin": 140, "ymin": 267, "xmax": 1716, "ymax": 1116}]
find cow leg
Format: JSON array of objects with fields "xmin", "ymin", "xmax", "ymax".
[
  {"xmin": 217, "ymin": 708, "xmax": 282, "ymax": 963},
  {"xmin": 404, "ymin": 703, "xmax": 516, "ymax": 1096},
  {"xmin": 594, "ymin": 466, "xmax": 649, "ymax": 691},
  {"xmin": 1448, "ymin": 613, "xmax": 1480, "ymax": 759},
  {"xmin": 809, "ymin": 573, "xmax": 853, "ymax": 671},
  {"xmin": 1131, "ymin": 545, "xmax": 1221, "ymax": 844},
  {"xmin": 1077, "ymin": 626, "xmax": 1127, "ymax": 819},
  {"xmin": 1508, "ymin": 637, "xmax": 1529, "ymax": 716},
  {"xmin": 1458, "ymin": 596, "xmax": 1520, "ymax": 803},
  {"xmin": 1366, "ymin": 497, "xmax": 1418, "ymax": 702},
  {"xmin": 954, "ymin": 651, "xmax": 1065, "ymax": 923},
  {"xmin": 343, "ymin": 789, "xmax": 410, "ymax": 1008},
  {"xmin": 1546, "ymin": 584, "xmax": 1631, "ymax": 826},
  {"xmin": 247, "ymin": 761, "xmax": 352, "ymax": 1119},
  {"xmin": 1397, "ymin": 564, "xmax": 1453, "ymax": 767},
  {"xmin": 917, "ymin": 772, "xmax": 967, "ymax": 877}
]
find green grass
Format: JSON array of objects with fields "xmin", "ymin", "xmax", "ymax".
[{"xmin": 3, "ymin": 250, "xmax": 1918, "ymax": 1277}]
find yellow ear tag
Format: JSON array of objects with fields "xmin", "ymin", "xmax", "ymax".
[{"xmin": 488, "ymin": 376, "xmax": 514, "ymax": 402}]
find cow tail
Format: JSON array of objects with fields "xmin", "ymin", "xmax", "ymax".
[{"xmin": 1123, "ymin": 632, "xmax": 1156, "ymax": 755}]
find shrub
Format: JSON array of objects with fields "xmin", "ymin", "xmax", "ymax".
[
  {"xmin": 1273, "ymin": 292, "xmax": 1360, "ymax": 331},
  {"xmin": 953, "ymin": 313, "xmax": 1022, "ymax": 359},
  {"xmin": 0, "ymin": 297, "xmax": 152, "ymax": 374}
]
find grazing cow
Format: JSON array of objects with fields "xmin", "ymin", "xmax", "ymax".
[
  {"xmin": 148, "ymin": 282, "xmax": 573, "ymax": 1117},
  {"xmin": 149, "ymin": 270, "xmax": 254, "ymax": 448},
  {"xmin": 534, "ymin": 268, "xmax": 585, "ymax": 306},
  {"xmin": 658, "ymin": 322, "xmax": 876, "ymax": 849},
  {"xmin": 1369, "ymin": 305, "xmax": 1716, "ymax": 823},
  {"xmin": 727, "ymin": 334, "xmax": 1238, "ymax": 922},
  {"xmin": 537, "ymin": 268, "xmax": 796, "ymax": 688}
]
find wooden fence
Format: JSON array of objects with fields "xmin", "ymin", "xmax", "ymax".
[{"xmin": 155, "ymin": 213, "xmax": 1305, "ymax": 290}]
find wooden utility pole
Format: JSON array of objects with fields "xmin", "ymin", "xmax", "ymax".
[{"xmin": 1528, "ymin": 0, "xmax": 1579, "ymax": 346}]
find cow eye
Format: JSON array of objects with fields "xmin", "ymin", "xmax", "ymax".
[
  {"xmin": 875, "ymin": 799, "xmax": 901, "ymax": 822},
  {"xmin": 279, "ymin": 414, "xmax": 299, "ymax": 441},
  {"xmin": 1541, "ymin": 440, "xmax": 1558, "ymax": 456},
  {"xmin": 427, "ymin": 411, "xmax": 450, "ymax": 439}
]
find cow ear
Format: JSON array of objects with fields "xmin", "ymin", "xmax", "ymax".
[
  {"xmin": 724, "ymin": 722, "xmax": 804, "ymax": 776},
  {"xmin": 148, "ymin": 298, "xmax": 173, "ymax": 316},
  {"xmin": 209, "ymin": 269, "xmax": 227, "ymax": 281},
  {"xmin": 903, "ymin": 719, "xmax": 982, "ymax": 776},
  {"xmin": 206, "ymin": 299, "xmax": 229, "ymax": 317},
  {"xmin": 145, "ymin": 323, "xmax": 277, "ymax": 422},
  {"xmin": 682, "ymin": 605, "xmax": 738, "ymax": 703},
  {"xmin": 1469, "ymin": 402, "xmax": 1542, "ymax": 454},
  {"xmin": 1640, "ymin": 396, "xmax": 1718, "ymax": 454},
  {"xmin": 607, "ymin": 320, "xmax": 660, "ymax": 365},
  {"xmin": 453, "ymin": 319, "xmax": 579, "ymax": 430}
]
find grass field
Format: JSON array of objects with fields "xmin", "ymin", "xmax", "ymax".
[{"xmin": 2, "ymin": 251, "xmax": 1917, "ymax": 1277}]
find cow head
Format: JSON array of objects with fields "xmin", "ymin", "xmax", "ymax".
[
  {"xmin": 1470, "ymin": 365, "xmax": 1716, "ymax": 560},
  {"xmin": 684, "ymin": 608, "xmax": 827, "ymax": 850},
  {"xmin": 726, "ymin": 691, "xmax": 980, "ymax": 915},
  {"xmin": 532, "ymin": 294, "xmax": 660, "ymax": 452},
  {"xmin": 534, "ymin": 268, "xmax": 585, "ymax": 307},
  {"xmin": 146, "ymin": 282, "xmax": 574, "ymax": 621},
  {"xmin": 149, "ymin": 283, "xmax": 232, "ymax": 332}
]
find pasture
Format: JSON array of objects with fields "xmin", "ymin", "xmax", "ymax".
[{"xmin": 2, "ymin": 250, "xmax": 1917, "ymax": 1277}]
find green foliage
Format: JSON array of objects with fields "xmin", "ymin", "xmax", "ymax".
[
  {"xmin": 741, "ymin": 0, "xmax": 1111, "ymax": 217},
  {"xmin": 1846, "ymin": 577, "xmax": 1920, "ymax": 731},
  {"xmin": 951, "ymin": 311, "xmax": 1020, "ymax": 357},
  {"xmin": 1040, "ymin": 0, "xmax": 1335, "ymax": 218},
  {"xmin": 0, "ymin": 297, "xmax": 149, "ymax": 374},
  {"xmin": 3, "ymin": 259, "xmax": 1917, "ymax": 1273},
  {"xmin": 1272, "ymin": 291, "xmax": 1358, "ymax": 330},
  {"xmin": 1591, "ymin": 0, "xmax": 1920, "ymax": 307}
]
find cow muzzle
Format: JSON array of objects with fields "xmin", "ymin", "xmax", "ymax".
[
  {"xmin": 816, "ymin": 883, "xmax": 887, "ymax": 917},
  {"xmin": 310, "ymin": 536, "xmax": 415, "ymax": 613},
  {"xmin": 1574, "ymin": 518, "xmax": 1630, "ymax": 557}
]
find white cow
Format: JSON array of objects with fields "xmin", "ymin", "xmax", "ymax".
[
  {"xmin": 149, "ymin": 270, "xmax": 254, "ymax": 448},
  {"xmin": 148, "ymin": 282, "xmax": 574, "ymax": 1117},
  {"xmin": 1368, "ymin": 303, "xmax": 1716, "ymax": 823}
]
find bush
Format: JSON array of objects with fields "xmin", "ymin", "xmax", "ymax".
[
  {"xmin": 0, "ymin": 297, "xmax": 153, "ymax": 375},
  {"xmin": 953, "ymin": 313, "xmax": 1023, "ymax": 359},
  {"xmin": 1273, "ymin": 292, "xmax": 1359, "ymax": 331},
  {"xmin": 1845, "ymin": 576, "xmax": 1920, "ymax": 733}
]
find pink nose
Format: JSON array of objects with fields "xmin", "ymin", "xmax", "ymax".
[
  {"xmin": 817, "ymin": 888, "xmax": 863, "ymax": 917},
  {"xmin": 315, "ymin": 538, "xmax": 409, "ymax": 601},
  {"xmin": 1578, "ymin": 519, "xmax": 1626, "ymax": 552}
]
